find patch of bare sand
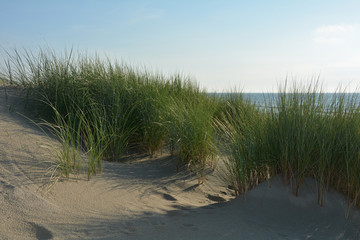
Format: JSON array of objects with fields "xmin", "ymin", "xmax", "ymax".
[{"xmin": 0, "ymin": 86, "xmax": 359, "ymax": 240}]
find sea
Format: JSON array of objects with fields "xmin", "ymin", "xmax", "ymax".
[{"xmin": 209, "ymin": 92, "xmax": 360, "ymax": 110}]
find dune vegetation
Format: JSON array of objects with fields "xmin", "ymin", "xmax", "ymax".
[{"xmin": 1, "ymin": 48, "xmax": 360, "ymax": 216}]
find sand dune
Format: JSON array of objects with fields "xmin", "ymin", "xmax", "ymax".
[{"xmin": 0, "ymin": 87, "xmax": 359, "ymax": 240}]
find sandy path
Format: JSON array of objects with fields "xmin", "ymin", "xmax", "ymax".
[
  {"xmin": 0, "ymin": 87, "xmax": 360, "ymax": 240},
  {"xmin": 0, "ymin": 88, "xmax": 59, "ymax": 239}
]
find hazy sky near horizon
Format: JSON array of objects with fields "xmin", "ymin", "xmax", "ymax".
[{"xmin": 1, "ymin": 0, "xmax": 360, "ymax": 92}]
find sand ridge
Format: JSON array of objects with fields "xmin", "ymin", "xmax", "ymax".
[{"xmin": 0, "ymin": 87, "xmax": 360, "ymax": 239}]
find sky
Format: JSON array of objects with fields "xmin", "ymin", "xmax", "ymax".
[{"xmin": 1, "ymin": 0, "xmax": 360, "ymax": 92}]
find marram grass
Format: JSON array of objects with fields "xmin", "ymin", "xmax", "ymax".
[
  {"xmin": 0, "ymin": 48, "xmax": 217, "ymax": 183},
  {"xmin": 218, "ymin": 82, "xmax": 360, "ymax": 217}
]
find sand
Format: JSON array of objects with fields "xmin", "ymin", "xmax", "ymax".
[{"xmin": 0, "ymin": 86, "xmax": 359, "ymax": 240}]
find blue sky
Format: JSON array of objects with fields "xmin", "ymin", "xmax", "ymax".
[{"xmin": 1, "ymin": 0, "xmax": 360, "ymax": 92}]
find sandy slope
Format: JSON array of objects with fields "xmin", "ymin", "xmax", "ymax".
[{"xmin": 0, "ymin": 87, "xmax": 359, "ymax": 240}]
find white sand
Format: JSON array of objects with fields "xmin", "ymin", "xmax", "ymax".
[{"xmin": 1, "ymin": 87, "xmax": 359, "ymax": 240}]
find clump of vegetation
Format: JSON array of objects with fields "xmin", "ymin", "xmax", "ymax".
[
  {"xmin": 266, "ymin": 83, "xmax": 360, "ymax": 216},
  {"xmin": 216, "ymin": 93, "xmax": 269, "ymax": 198},
  {"xmin": 168, "ymin": 92, "xmax": 218, "ymax": 184},
  {"xmin": 217, "ymin": 82, "xmax": 360, "ymax": 217},
  {"xmin": 0, "ymin": 47, "xmax": 218, "ymax": 183}
]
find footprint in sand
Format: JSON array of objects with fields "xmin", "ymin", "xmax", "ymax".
[
  {"xmin": 0, "ymin": 180, "xmax": 15, "ymax": 193},
  {"xmin": 28, "ymin": 222, "xmax": 53, "ymax": 240},
  {"xmin": 162, "ymin": 193, "xmax": 177, "ymax": 201},
  {"xmin": 207, "ymin": 194, "xmax": 226, "ymax": 202}
]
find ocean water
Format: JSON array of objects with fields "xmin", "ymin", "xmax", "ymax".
[{"xmin": 209, "ymin": 92, "xmax": 360, "ymax": 110}]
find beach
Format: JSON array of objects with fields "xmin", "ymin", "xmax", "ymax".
[{"xmin": 0, "ymin": 87, "xmax": 359, "ymax": 239}]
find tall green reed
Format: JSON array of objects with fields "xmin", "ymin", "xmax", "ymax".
[
  {"xmin": 328, "ymin": 92, "xmax": 360, "ymax": 217},
  {"xmin": 43, "ymin": 103, "xmax": 83, "ymax": 179},
  {"xmin": 168, "ymin": 91, "xmax": 218, "ymax": 184},
  {"xmin": 216, "ymin": 92, "xmax": 269, "ymax": 197},
  {"xmin": 267, "ymin": 82, "xmax": 324, "ymax": 195}
]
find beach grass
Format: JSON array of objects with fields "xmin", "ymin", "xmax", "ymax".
[
  {"xmin": 1, "ymin": 47, "xmax": 360, "ymax": 215},
  {"xmin": 168, "ymin": 91, "xmax": 218, "ymax": 183},
  {"xmin": 0, "ymin": 48, "xmax": 218, "ymax": 183},
  {"xmin": 216, "ymin": 92, "xmax": 269, "ymax": 197},
  {"xmin": 218, "ymin": 82, "xmax": 360, "ymax": 215}
]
